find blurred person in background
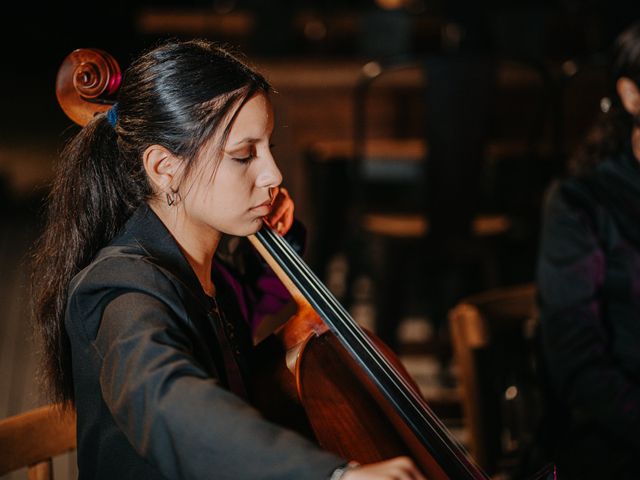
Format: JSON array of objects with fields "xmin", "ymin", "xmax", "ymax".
[{"xmin": 536, "ymin": 19, "xmax": 640, "ymax": 480}]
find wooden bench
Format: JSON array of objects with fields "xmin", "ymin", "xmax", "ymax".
[{"xmin": 0, "ymin": 404, "xmax": 76, "ymax": 480}]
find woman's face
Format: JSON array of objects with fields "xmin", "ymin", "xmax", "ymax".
[{"xmin": 181, "ymin": 92, "xmax": 282, "ymax": 237}]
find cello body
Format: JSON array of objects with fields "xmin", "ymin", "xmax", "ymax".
[{"xmin": 250, "ymin": 307, "xmax": 449, "ymax": 479}]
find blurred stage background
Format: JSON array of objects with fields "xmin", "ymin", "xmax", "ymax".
[{"xmin": 1, "ymin": 1, "xmax": 639, "ymax": 479}]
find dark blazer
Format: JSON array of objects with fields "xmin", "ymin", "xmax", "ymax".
[
  {"xmin": 536, "ymin": 146, "xmax": 640, "ymax": 479},
  {"xmin": 65, "ymin": 204, "xmax": 344, "ymax": 480}
]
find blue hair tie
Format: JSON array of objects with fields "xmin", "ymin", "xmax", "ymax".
[{"xmin": 106, "ymin": 103, "xmax": 118, "ymax": 128}]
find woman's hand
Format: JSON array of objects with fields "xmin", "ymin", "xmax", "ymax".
[
  {"xmin": 343, "ymin": 457, "xmax": 427, "ymax": 480},
  {"xmin": 265, "ymin": 186, "xmax": 295, "ymax": 235}
]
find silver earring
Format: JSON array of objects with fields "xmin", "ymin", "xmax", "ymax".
[{"xmin": 166, "ymin": 189, "xmax": 181, "ymax": 206}]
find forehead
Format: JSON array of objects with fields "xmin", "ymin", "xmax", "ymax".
[
  {"xmin": 226, "ymin": 93, "xmax": 274, "ymax": 143},
  {"xmin": 194, "ymin": 92, "xmax": 273, "ymax": 165}
]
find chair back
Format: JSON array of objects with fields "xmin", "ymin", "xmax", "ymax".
[
  {"xmin": 0, "ymin": 404, "xmax": 76, "ymax": 479},
  {"xmin": 350, "ymin": 53, "xmax": 499, "ymax": 243},
  {"xmin": 448, "ymin": 283, "xmax": 542, "ymax": 474},
  {"xmin": 351, "ymin": 55, "xmax": 428, "ymax": 218}
]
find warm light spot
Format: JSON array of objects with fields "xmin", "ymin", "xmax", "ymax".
[
  {"xmin": 375, "ymin": 0, "xmax": 405, "ymax": 9},
  {"xmin": 304, "ymin": 19, "xmax": 327, "ymax": 41},
  {"xmin": 562, "ymin": 60, "xmax": 578, "ymax": 77},
  {"xmin": 362, "ymin": 61, "xmax": 382, "ymax": 79},
  {"xmin": 505, "ymin": 385, "xmax": 518, "ymax": 401},
  {"xmin": 600, "ymin": 96, "xmax": 612, "ymax": 113}
]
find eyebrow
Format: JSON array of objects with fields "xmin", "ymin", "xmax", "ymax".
[{"xmin": 227, "ymin": 137, "xmax": 260, "ymax": 148}]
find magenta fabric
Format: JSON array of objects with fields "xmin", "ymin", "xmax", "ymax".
[{"xmin": 213, "ymin": 254, "xmax": 292, "ymax": 334}]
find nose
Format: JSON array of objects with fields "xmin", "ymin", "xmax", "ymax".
[{"xmin": 255, "ymin": 150, "xmax": 282, "ymax": 189}]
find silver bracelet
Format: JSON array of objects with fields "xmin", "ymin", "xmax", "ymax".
[{"xmin": 329, "ymin": 461, "xmax": 359, "ymax": 480}]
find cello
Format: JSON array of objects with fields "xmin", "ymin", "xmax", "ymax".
[{"xmin": 55, "ymin": 48, "xmax": 556, "ymax": 480}]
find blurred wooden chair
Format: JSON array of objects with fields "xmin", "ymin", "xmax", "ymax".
[
  {"xmin": 304, "ymin": 57, "xmax": 427, "ymax": 268},
  {"xmin": 0, "ymin": 404, "xmax": 76, "ymax": 479},
  {"xmin": 448, "ymin": 283, "xmax": 543, "ymax": 475},
  {"xmin": 349, "ymin": 54, "xmax": 505, "ymax": 355}
]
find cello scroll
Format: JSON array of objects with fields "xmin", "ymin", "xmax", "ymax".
[{"xmin": 55, "ymin": 48, "xmax": 121, "ymax": 127}]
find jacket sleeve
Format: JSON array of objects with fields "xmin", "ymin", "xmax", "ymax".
[
  {"xmin": 536, "ymin": 182, "xmax": 640, "ymax": 449},
  {"xmin": 95, "ymin": 291, "xmax": 344, "ymax": 480}
]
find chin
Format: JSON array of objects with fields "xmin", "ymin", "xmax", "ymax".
[{"xmin": 237, "ymin": 218, "xmax": 264, "ymax": 237}]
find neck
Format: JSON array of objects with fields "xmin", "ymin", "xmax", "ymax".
[{"xmin": 149, "ymin": 201, "xmax": 221, "ymax": 297}]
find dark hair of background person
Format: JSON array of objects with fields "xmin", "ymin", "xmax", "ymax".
[
  {"xmin": 569, "ymin": 20, "xmax": 640, "ymax": 174},
  {"xmin": 29, "ymin": 38, "xmax": 271, "ymax": 406}
]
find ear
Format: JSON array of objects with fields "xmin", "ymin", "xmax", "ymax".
[
  {"xmin": 143, "ymin": 145, "xmax": 183, "ymax": 192},
  {"xmin": 617, "ymin": 77, "xmax": 640, "ymax": 116}
]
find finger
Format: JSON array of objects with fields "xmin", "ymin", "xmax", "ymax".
[
  {"xmin": 396, "ymin": 458, "xmax": 425, "ymax": 480},
  {"xmin": 276, "ymin": 198, "xmax": 294, "ymax": 234},
  {"xmin": 384, "ymin": 457, "xmax": 417, "ymax": 480},
  {"xmin": 407, "ymin": 468, "xmax": 427, "ymax": 480},
  {"xmin": 411, "ymin": 464, "xmax": 428, "ymax": 480},
  {"xmin": 268, "ymin": 201, "xmax": 294, "ymax": 234},
  {"xmin": 269, "ymin": 186, "xmax": 280, "ymax": 205},
  {"xmin": 266, "ymin": 210, "xmax": 286, "ymax": 234},
  {"xmin": 264, "ymin": 216, "xmax": 288, "ymax": 236},
  {"xmin": 270, "ymin": 199, "xmax": 291, "ymax": 222},
  {"xmin": 281, "ymin": 205, "xmax": 294, "ymax": 233},
  {"xmin": 401, "ymin": 467, "xmax": 426, "ymax": 480}
]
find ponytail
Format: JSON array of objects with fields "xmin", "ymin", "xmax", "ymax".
[{"xmin": 31, "ymin": 113, "xmax": 149, "ymax": 404}]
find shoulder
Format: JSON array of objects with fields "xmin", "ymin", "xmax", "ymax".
[
  {"xmin": 66, "ymin": 244, "xmax": 194, "ymax": 341},
  {"xmin": 71, "ymin": 244, "xmax": 182, "ymax": 300},
  {"xmin": 538, "ymin": 174, "xmax": 609, "ymax": 270},
  {"xmin": 542, "ymin": 173, "xmax": 609, "ymax": 238},
  {"xmin": 545, "ymin": 174, "xmax": 598, "ymax": 214}
]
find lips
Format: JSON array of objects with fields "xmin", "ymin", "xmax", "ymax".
[
  {"xmin": 251, "ymin": 199, "xmax": 271, "ymax": 210},
  {"xmin": 250, "ymin": 199, "xmax": 272, "ymax": 213}
]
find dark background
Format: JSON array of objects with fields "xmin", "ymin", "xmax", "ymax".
[
  {"xmin": 1, "ymin": 0, "xmax": 639, "ymax": 136},
  {"xmin": 1, "ymin": 2, "xmax": 640, "ymax": 479}
]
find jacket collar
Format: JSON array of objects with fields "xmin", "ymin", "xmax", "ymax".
[{"xmin": 113, "ymin": 203, "xmax": 213, "ymax": 309}]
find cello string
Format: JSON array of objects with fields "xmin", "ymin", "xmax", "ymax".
[
  {"xmin": 260, "ymin": 228, "xmax": 485, "ymax": 477},
  {"xmin": 261, "ymin": 229, "xmax": 481, "ymax": 477}
]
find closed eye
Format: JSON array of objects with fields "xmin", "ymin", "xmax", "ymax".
[
  {"xmin": 230, "ymin": 144, "xmax": 257, "ymax": 163},
  {"xmin": 231, "ymin": 154, "xmax": 255, "ymax": 163}
]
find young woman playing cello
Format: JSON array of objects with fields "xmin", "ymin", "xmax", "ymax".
[{"xmin": 31, "ymin": 38, "xmax": 425, "ymax": 480}]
